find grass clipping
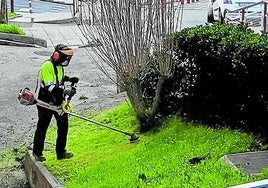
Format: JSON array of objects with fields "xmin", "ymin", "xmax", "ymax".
[{"xmin": 43, "ymin": 102, "xmax": 267, "ymax": 188}]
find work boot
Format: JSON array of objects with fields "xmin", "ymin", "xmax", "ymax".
[
  {"xmin": 57, "ymin": 152, "xmax": 73, "ymax": 160},
  {"xmin": 33, "ymin": 153, "xmax": 46, "ymax": 162}
]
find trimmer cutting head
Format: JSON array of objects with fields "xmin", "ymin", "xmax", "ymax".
[{"xmin": 129, "ymin": 134, "xmax": 140, "ymax": 143}]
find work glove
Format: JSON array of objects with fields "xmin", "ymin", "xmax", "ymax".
[
  {"xmin": 63, "ymin": 76, "xmax": 70, "ymax": 82},
  {"xmin": 69, "ymin": 77, "xmax": 79, "ymax": 84},
  {"xmin": 63, "ymin": 87, "xmax": 76, "ymax": 97},
  {"xmin": 63, "ymin": 76, "xmax": 79, "ymax": 84}
]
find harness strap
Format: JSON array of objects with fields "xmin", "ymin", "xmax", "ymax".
[{"xmin": 53, "ymin": 64, "xmax": 59, "ymax": 87}]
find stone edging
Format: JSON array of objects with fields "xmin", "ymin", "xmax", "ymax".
[
  {"xmin": 23, "ymin": 150, "xmax": 62, "ymax": 188},
  {"xmin": 0, "ymin": 33, "xmax": 47, "ymax": 47}
]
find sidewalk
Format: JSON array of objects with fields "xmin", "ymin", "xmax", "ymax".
[{"xmin": 9, "ymin": 9, "xmax": 87, "ymax": 48}]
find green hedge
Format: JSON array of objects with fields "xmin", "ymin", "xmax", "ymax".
[{"xmin": 160, "ymin": 23, "xmax": 268, "ymax": 139}]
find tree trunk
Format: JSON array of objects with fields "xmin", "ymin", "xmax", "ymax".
[
  {"xmin": 0, "ymin": 0, "xmax": 8, "ymax": 23},
  {"xmin": 127, "ymin": 75, "xmax": 167, "ymax": 132}
]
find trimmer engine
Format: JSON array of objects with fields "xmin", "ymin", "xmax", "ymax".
[{"xmin": 18, "ymin": 88, "xmax": 36, "ymax": 105}]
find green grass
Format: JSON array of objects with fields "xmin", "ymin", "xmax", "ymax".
[
  {"xmin": 0, "ymin": 12, "xmax": 25, "ymax": 35},
  {"xmin": 43, "ymin": 102, "xmax": 268, "ymax": 187},
  {"xmin": 0, "ymin": 23, "xmax": 25, "ymax": 35},
  {"xmin": 8, "ymin": 12, "xmax": 16, "ymax": 18}
]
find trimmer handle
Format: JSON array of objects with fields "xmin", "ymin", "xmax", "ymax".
[{"xmin": 67, "ymin": 83, "xmax": 76, "ymax": 102}]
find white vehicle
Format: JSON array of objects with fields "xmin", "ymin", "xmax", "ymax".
[{"xmin": 207, "ymin": 0, "xmax": 263, "ymax": 24}]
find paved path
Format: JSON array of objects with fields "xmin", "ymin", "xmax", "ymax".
[
  {"xmin": 22, "ymin": 21, "xmax": 88, "ymax": 47},
  {"xmin": 10, "ymin": 11, "xmax": 88, "ymax": 47}
]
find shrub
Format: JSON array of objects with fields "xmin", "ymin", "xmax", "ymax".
[{"xmin": 161, "ymin": 23, "xmax": 268, "ymax": 139}]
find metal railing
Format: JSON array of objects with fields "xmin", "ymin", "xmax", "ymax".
[{"xmin": 223, "ymin": 0, "xmax": 268, "ymax": 32}]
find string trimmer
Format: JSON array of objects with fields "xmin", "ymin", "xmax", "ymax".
[{"xmin": 18, "ymin": 87, "xmax": 139, "ymax": 143}]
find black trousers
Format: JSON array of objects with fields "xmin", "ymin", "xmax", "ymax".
[{"xmin": 33, "ymin": 106, "xmax": 69, "ymax": 156}]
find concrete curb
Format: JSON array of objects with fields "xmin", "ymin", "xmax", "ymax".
[
  {"xmin": 34, "ymin": 17, "xmax": 76, "ymax": 24},
  {"xmin": 23, "ymin": 150, "xmax": 62, "ymax": 188},
  {"xmin": 229, "ymin": 179, "xmax": 268, "ymax": 188},
  {"xmin": 0, "ymin": 33, "xmax": 47, "ymax": 47},
  {"xmin": 221, "ymin": 150, "xmax": 268, "ymax": 175},
  {"xmin": 40, "ymin": 0, "xmax": 73, "ymax": 5}
]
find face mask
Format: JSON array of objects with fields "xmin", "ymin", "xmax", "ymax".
[
  {"xmin": 61, "ymin": 55, "xmax": 72, "ymax": 67},
  {"xmin": 61, "ymin": 60, "xmax": 70, "ymax": 66}
]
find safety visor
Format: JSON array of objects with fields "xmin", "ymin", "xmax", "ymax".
[
  {"xmin": 61, "ymin": 55, "xmax": 72, "ymax": 67},
  {"xmin": 60, "ymin": 49, "xmax": 74, "ymax": 56}
]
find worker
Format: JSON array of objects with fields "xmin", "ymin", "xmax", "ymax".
[{"xmin": 33, "ymin": 44, "xmax": 79, "ymax": 162}]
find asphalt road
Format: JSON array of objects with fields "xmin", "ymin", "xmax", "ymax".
[{"xmin": 7, "ymin": 0, "xmax": 71, "ymax": 13}]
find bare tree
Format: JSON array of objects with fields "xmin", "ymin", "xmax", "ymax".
[
  {"xmin": 0, "ymin": 0, "xmax": 8, "ymax": 23},
  {"xmin": 77, "ymin": 0, "xmax": 181, "ymax": 130}
]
